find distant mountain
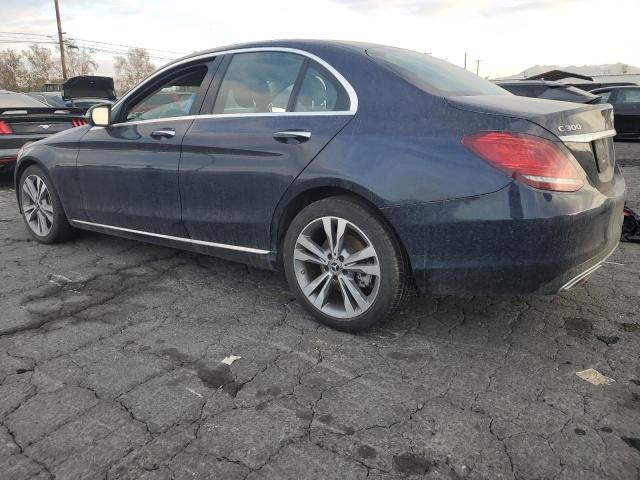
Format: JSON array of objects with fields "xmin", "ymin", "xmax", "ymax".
[{"xmin": 498, "ymin": 63, "xmax": 640, "ymax": 80}]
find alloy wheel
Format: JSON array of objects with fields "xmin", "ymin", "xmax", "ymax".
[
  {"xmin": 21, "ymin": 174, "xmax": 54, "ymax": 237},
  {"xmin": 293, "ymin": 216, "xmax": 381, "ymax": 319}
]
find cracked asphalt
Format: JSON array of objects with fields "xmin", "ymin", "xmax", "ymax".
[{"xmin": 1, "ymin": 143, "xmax": 639, "ymax": 480}]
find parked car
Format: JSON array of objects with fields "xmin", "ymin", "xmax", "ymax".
[
  {"xmin": 14, "ymin": 41, "xmax": 625, "ymax": 331},
  {"xmin": 27, "ymin": 76, "xmax": 116, "ymax": 113},
  {"xmin": 0, "ymin": 90, "xmax": 86, "ymax": 173},
  {"xmin": 495, "ymin": 80, "xmax": 599, "ymax": 103},
  {"xmin": 591, "ymin": 86, "xmax": 640, "ymax": 139}
]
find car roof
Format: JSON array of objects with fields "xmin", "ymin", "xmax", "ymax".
[
  {"xmin": 162, "ymin": 39, "xmax": 378, "ymax": 70},
  {"xmin": 495, "ymin": 80, "xmax": 565, "ymax": 87}
]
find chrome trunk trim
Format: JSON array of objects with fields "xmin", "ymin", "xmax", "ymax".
[{"xmin": 558, "ymin": 129, "xmax": 616, "ymax": 143}]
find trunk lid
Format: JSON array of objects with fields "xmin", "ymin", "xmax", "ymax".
[
  {"xmin": 1, "ymin": 108, "xmax": 85, "ymax": 135},
  {"xmin": 448, "ymin": 95, "xmax": 616, "ymax": 191},
  {"xmin": 62, "ymin": 76, "xmax": 116, "ymax": 101}
]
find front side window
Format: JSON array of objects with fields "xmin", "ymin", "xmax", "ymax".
[
  {"xmin": 125, "ymin": 67, "xmax": 208, "ymax": 122},
  {"xmin": 595, "ymin": 91, "xmax": 612, "ymax": 103},
  {"xmin": 214, "ymin": 52, "xmax": 304, "ymax": 114},
  {"xmin": 367, "ymin": 47, "xmax": 509, "ymax": 97},
  {"xmin": 294, "ymin": 65, "xmax": 348, "ymax": 112}
]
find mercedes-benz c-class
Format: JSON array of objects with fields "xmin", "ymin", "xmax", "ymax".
[{"xmin": 14, "ymin": 40, "xmax": 625, "ymax": 331}]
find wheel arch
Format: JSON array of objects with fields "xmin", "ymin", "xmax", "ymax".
[{"xmin": 271, "ymin": 181, "xmax": 413, "ymax": 279}]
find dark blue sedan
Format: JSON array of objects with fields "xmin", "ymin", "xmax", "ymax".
[{"xmin": 14, "ymin": 40, "xmax": 625, "ymax": 331}]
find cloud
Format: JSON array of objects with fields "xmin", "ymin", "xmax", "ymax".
[{"xmin": 333, "ymin": 0, "xmax": 581, "ymax": 16}]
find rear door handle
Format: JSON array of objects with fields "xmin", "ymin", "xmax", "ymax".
[
  {"xmin": 273, "ymin": 130, "xmax": 311, "ymax": 142},
  {"xmin": 151, "ymin": 128, "xmax": 176, "ymax": 139}
]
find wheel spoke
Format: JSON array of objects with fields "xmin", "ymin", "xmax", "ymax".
[
  {"xmin": 296, "ymin": 235, "xmax": 329, "ymax": 265},
  {"xmin": 294, "ymin": 248, "xmax": 327, "ymax": 266},
  {"xmin": 322, "ymin": 217, "xmax": 334, "ymax": 256},
  {"xmin": 36, "ymin": 211, "xmax": 45, "ymax": 235},
  {"xmin": 337, "ymin": 276, "xmax": 356, "ymax": 316},
  {"xmin": 343, "ymin": 263, "xmax": 380, "ymax": 277},
  {"xmin": 41, "ymin": 205, "xmax": 54, "ymax": 223},
  {"xmin": 334, "ymin": 218, "xmax": 347, "ymax": 257},
  {"xmin": 341, "ymin": 275, "xmax": 370, "ymax": 311},
  {"xmin": 343, "ymin": 246, "xmax": 377, "ymax": 266},
  {"xmin": 303, "ymin": 271, "xmax": 331, "ymax": 296},
  {"xmin": 41, "ymin": 203, "xmax": 54, "ymax": 215},
  {"xmin": 23, "ymin": 178, "xmax": 38, "ymax": 202},
  {"xmin": 36, "ymin": 177, "xmax": 45, "ymax": 200},
  {"xmin": 23, "ymin": 204, "xmax": 37, "ymax": 219},
  {"xmin": 313, "ymin": 275, "xmax": 333, "ymax": 309}
]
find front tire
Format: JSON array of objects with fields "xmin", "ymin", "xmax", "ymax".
[
  {"xmin": 283, "ymin": 196, "xmax": 407, "ymax": 332},
  {"xmin": 19, "ymin": 165, "xmax": 76, "ymax": 244}
]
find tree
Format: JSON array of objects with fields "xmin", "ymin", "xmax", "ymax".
[
  {"xmin": 21, "ymin": 44, "xmax": 56, "ymax": 91},
  {"xmin": 114, "ymin": 48, "xmax": 155, "ymax": 95},
  {"xmin": 55, "ymin": 43, "xmax": 98, "ymax": 78},
  {"xmin": 0, "ymin": 49, "xmax": 26, "ymax": 92}
]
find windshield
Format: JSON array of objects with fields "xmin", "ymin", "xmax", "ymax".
[{"xmin": 367, "ymin": 47, "xmax": 509, "ymax": 97}]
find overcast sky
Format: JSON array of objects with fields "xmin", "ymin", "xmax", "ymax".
[{"xmin": 2, "ymin": 0, "xmax": 639, "ymax": 78}]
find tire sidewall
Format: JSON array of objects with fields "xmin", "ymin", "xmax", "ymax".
[
  {"xmin": 283, "ymin": 196, "xmax": 403, "ymax": 332},
  {"xmin": 18, "ymin": 165, "xmax": 68, "ymax": 244}
]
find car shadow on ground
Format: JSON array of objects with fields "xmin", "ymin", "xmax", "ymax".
[{"xmin": 0, "ymin": 172, "xmax": 13, "ymax": 188}]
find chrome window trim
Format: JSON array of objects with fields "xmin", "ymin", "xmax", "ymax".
[
  {"xmin": 558, "ymin": 129, "xmax": 616, "ymax": 143},
  {"xmin": 90, "ymin": 110, "xmax": 356, "ymax": 129},
  {"xmin": 70, "ymin": 219, "xmax": 270, "ymax": 255},
  {"xmin": 113, "ymin": 46, "xmax": 358, "ymax": 123}
]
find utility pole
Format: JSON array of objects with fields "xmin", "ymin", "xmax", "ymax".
[
  {"xmin": 54, "ymin": 0, "xmax": 67, "ymax": 80},
  {"xmin": 464, "ymin": 52, "xmax": 467, "ymax": 70},
  {"xmin": 475, "ymin": 59, "xmax": 482, "ymax": 76}
]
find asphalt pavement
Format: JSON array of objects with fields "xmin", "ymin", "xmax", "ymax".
[{"xmin": 1, "ymin": 144, "xmax": 639, "ymax": 480}]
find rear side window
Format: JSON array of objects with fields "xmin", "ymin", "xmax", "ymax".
[
  {"xmin": 367, "ymin": 47, "xmax": 508, "ymax": 97},
  {"xmin": 214, "ymin": 52, "xmax": 304, "ymax": 114},
  {"xmin": 614, "ymin": 89, "xmax": 640, "ymax": 104},
  {"xmin": 294, "ymin": 65, "xmax": 348, "ymax": 112}
]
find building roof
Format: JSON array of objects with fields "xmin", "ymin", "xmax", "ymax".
[{"xmin": 526, "ymin": 70, "xmax": 593, "ymax": 82}]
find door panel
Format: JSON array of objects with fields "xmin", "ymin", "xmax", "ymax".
[
  {"xmin": 179, "ymin": 114, "xmax": 352, "ymax": 250},
  {"xmin": 75, "ymin": 62, "xmax": 214, "ymax": 236},
  {"xmin": 77, "ymin": 119, "xmax": 194, "ymax": 236}
]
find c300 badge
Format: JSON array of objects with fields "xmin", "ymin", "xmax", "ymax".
[{"xmin": 558, "ymin": 123, "xmax": 582, "ymax": 132}]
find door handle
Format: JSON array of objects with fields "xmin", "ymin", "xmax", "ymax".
[
  {"xmin": 273, "ymin": 130, "xmax": 311, "ymax": 142},
  {"xmin": 151, "ymin": 128, "xmax": 176, "ymax": 139}
]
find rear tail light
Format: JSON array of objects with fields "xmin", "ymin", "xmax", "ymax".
[
  {"xmin": 0, "ymin": 157, "xmax": 17, "ymax": 164},
  {"xmin": 71, "ymin": 118, "xmax": 87, "ymax": 127},
  {"xmin": 462, "ymin": 132, "xmax": 584, "ymax": 192},
  {"xmin": 0, "ymin": 121, "xmax": 12, "ymax": 134}
]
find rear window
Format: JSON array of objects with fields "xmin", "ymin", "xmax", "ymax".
[
  {"xmin": 367, "ymin": 47, "xmax": 508, "ymax": 97},
  {"xmin": 0, "ymin": 93, "xmax": 49, "ymax": 109}
]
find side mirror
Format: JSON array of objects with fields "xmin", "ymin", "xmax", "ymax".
[{"xmin": 86, "ymin": 104, "xmax": 112, "ymax": 127}]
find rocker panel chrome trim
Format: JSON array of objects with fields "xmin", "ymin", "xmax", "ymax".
[{"xmin": 70, "ymin": 219, "xmax": 270, "ymax": 255}]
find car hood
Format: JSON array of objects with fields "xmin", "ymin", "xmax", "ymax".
[
  {"xmin": 63, "ymin": 76, "xmax": 116, "ymax": 101},
  {"xmin": 447, "ymin": 94, "xmax": 614, "ymax": 139}
]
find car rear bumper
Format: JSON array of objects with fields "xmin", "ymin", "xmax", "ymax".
[{"xmin": 383, "ymin": 172, "xmax": 626, "ymax": 295}]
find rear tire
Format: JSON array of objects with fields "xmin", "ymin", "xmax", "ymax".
[
  {"xmin": 18, "ymin": 165, "xmax": 76, "ymax": 244},
  {"xmin": 283, "ymin": 196, "xmax": 407, "ymax": 332}
]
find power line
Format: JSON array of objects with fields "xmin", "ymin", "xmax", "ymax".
[
  {"xmin": 0, "ymin": 37, "xmax": 180, "ymax": 62},
  {"xmin": 0, "ymin": 31, "xmax": 188, "ymax": 55}
]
